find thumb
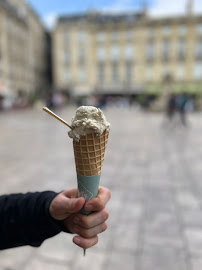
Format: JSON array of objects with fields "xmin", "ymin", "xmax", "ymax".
[{"xmin": 66, "ymin": 197, "xmax": 85, "ymax": 213}]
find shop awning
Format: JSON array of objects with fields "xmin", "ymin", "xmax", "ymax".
[
  {"xmin": 94, "ymin": 84, "xmax": 145, "ymax": 95},
  {"xmin": 172, "ymin": 83, "xmax": 202, "ymax": 94},
  {"xmin": 145, "ymin": 84, "xmax": 162, "ymax": 94},
  {"xmin": 71, "ymin": 86, "xmax": 92, "ymax": 96}
]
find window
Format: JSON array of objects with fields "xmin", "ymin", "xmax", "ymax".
[
  {"xmin": 176, "ymin": 64, "xmax": 185, "ymax": 80},
  {"xmin": 195, "ymin": 40, "xmax": 202, "ymax": 58},
  {"xmin": 146, "ymin": 65, "xmax": 153, "ymax": 81},
  {"xmin": 177, "ymin": 39, "xmax": 186, "ymax": 60},
  {"xmin": 162, "ymin": 40, "xmax": 170, "ymax": 60},
  {"xmin": 162, "ymin": 26, "xmax": 171, "ymax": 36},
  {"xmin": 64, "ymin": 70, "xmax": 71, "ymax": 83},
  {"xmin": 196, "ymin": 23, "xmax": 202, "ymax": 35},
  {"xmin": 126, "ymin": 30, "xmax": 133, "ymax": 40},
  {"xmin": 178, "ymin": 25, "xmax": 187, "ymax": 36},
  {"xmin": 193, "ymin": 62, "xmax": 202, "ymax": 80},
  {"xmin": 125, "ymin": 44, "xmax": 134, "ymax": 60},
  {"xmin": 78, "ymin": 48, "xmax": 86, "ymax": 63},
  {"xmin": 97, "ymin": 47, "xmax": 106, "ymax": 61},
  {"xmin": 125, "ymin": 63, "xmax": 133, "ymax": 84},
  {"xmin": 146, "ymin": 43, "xmax": 155, "ymax": 60},
  {"xmin": 78, "ymin": 31, "xmax": 87, "ymax": 43},
  {"xmin": 78, "ymin": 68, "xmax": 87, "ymax": 82},
  {"xmin": 63, "ymin": 52, "xmax": 70, "ymax": 63},
  {"xmin": 97, "ymin": 32, "xmax": 106, "ymax": 42},
  {"xmin": 162, "ymin": 64, "xmax": 171, "ymax": 79},
  {"xmin": 148, "ymin": 27, "xmax": 155, "ymax": 38},
  {"xmin": 111, "ymin": 46, "xmax": 120, "ymax": 61},
  {"xmin": 112, "ymin": 64, "xmax": 119, "ymax": 83},
  {"xmin": 6, "ymin": 18, "xmax": 11, "ymax": 29},
  {"xmin": 98, "ymin": 64, "xmax": 105, "ymax": 84},
  {"xmin": 64, "ymin": 33, "xmax": 69, "ymax": 44},
  {"xmin": 111, "ymin": 31, "xmax": 119, "ymax": 41}
]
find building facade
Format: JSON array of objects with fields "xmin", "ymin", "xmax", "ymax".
[
  {"xmin": 0, "ymin": 0, "xmax": 50, "ymax": 102},
  {"xmin": 52, "ymin": 9, "xmax": 202, "ymax": 97}
]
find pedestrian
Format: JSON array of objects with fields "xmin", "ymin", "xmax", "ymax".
[
  {"xmin": 176, "ymin": 93, "xmax": 188, "ymax": 126},
  {"xmin": 0, "ymin": 186, "xmax": 111, "ymax": 250},
  {"xmin": 166, "ymin": 93, "xmax": 176, "ymax": 122}
]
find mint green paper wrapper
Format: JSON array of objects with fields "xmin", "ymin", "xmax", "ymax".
[{"xmin": 77, "ymin": 173, "xmax": 101, "ymax": 215}]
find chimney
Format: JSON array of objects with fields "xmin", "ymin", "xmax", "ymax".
[
  {"xmin": 141, "ymin": 0, "xmax": 148, "ymax": 17},
  {"xmin": 142, "ymin": 1, "xmax": 147, "ymax": 13},
  {"xmin": 186, "ymin": 0, "xmax": 193, "ymax": 16}
]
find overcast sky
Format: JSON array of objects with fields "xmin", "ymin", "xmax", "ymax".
[{"xmin": 27, "ymin": 0, "xmax": 202, "ymax": 29}]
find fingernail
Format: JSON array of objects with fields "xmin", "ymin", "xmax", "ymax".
[
  {"xmin": 85, "ymin": 205, "xmax": 93, "ymax": 211},
  {"xmin": 74, "ymin": 237, "xmax": 80, "ymax": 245}
]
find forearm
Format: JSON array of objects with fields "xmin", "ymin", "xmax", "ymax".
[{"xmin": 0, "ymin": 191, "xmax": 63, "ymax": 250}]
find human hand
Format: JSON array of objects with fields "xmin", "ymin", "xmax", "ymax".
[{"xmin": 49, "ymin": 186, "xmax": 111, "ymax": 249}]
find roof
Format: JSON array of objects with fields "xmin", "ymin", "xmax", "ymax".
[
  {"xmin": 57, "ymin": 11, "xmax": 146, "ymax": 25},
  {"xmin": 57, "ymin": 11, "xmax": 202, "ymax": 27},
  {"xmin": 0, "ymin": 0, "xmax": 27, "ymax": 24}
]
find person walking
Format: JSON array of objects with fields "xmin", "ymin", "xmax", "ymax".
[
  {"xmin": 176, "ymin": 93, "xmax": 188, "ymax": 126},
  {"xmin": 166, "ymin": 93, "xmax": 176, "ymax": 122}
]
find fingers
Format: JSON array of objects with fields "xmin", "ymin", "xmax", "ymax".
[
  {"xmin": 64, "ymin": 207, "xmax": 109, "ymax": 237},
  {"xmin": 62, "ymin": 188, "xmax": 78, "ymax": 198},
  {"xmin": 74, "ymin": 208, "xmax": 109, "ymax": 229},
  {"xmin": 73, "ymin": 235, "xmax": 98, "ymax": 249},
  {"xmin": 84, "ymin": 186, "xmax": 111, "ymax": 212},
  {"xmin": 65, "ymin": 197, "xmax": 85, "ymax": 213},
  {"xmin": 60, "ymin": 185, "xmax": 111, "ymax": 250},
  {"xmin": 69, "ymin": 208, "xmax": 109, "ymax": 237},
  {"xmin": 50, "ymin": 195, "xmax": 85, "ymax": 220},
  {"xmin": 61, "ymin": 186, "xmax": 111, "ymax": 213},
  {"xmin": 73, "ymin": 222, "xmax": 107, "ymax": 238}
]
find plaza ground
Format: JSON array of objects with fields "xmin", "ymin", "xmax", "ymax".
[{"xmin": 0, "ymin": 106, "xmax": 202, "ymax": 270}]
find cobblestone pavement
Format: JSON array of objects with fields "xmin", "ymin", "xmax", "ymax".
[{"xmin": 0, "ymin": 106, "xmax": 202, "ymax": 270}]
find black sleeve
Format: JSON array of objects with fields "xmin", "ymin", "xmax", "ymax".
[{"xmin": 0, "ymin": 191, "xmax": 65, "ymax": 250}]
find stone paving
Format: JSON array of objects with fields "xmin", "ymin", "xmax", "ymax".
[{"xmin": 0, "ymin": 106, "xmax": 202, "ymax": 270}]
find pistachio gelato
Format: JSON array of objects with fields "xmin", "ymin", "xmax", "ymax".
[{"xmin": 68, "ymin": 106, "xmax": 110, "ymax": 142}]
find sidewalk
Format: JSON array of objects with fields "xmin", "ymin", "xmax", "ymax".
[{"xmin": 0, "ymin": 107, "xmax": 202, "ymax": 270}]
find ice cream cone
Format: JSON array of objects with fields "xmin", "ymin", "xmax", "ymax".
[
  {"xmin": 73, "ymin": 130, "xmax": 109, "ymax": 176},
  {"xmin": 73, "ymin": 130, "xmax": 109, "ymax": 256},
  {"xmin": 73, "ymin": 130, "xmax": 109, "ymax": 214},
  {"xmin": 69, "ymin": 106, "xmax": 110, "ymax": 255}
]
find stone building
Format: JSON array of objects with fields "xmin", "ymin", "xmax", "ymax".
[
  {"xmin": 0, "ymin": 0, "xmax": 50, "ymax": 105},
  {"xmin": 52, "ymin": 4, "xmax": 202, "ymax": 99}
]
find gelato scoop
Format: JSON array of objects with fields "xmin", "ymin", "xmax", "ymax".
[{"xmin": 68, "ymin": 106, "xmax": 110, "ymax": 142}]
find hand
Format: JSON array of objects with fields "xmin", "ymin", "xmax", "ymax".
[{"xmin": 49, "ymin": 186, "xmax": 111, "ymax": 249}]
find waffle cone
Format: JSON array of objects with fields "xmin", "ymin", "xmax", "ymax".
[{"xmin": 73, "ymin": 130, "xmax": 109, "ymax": 176}]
